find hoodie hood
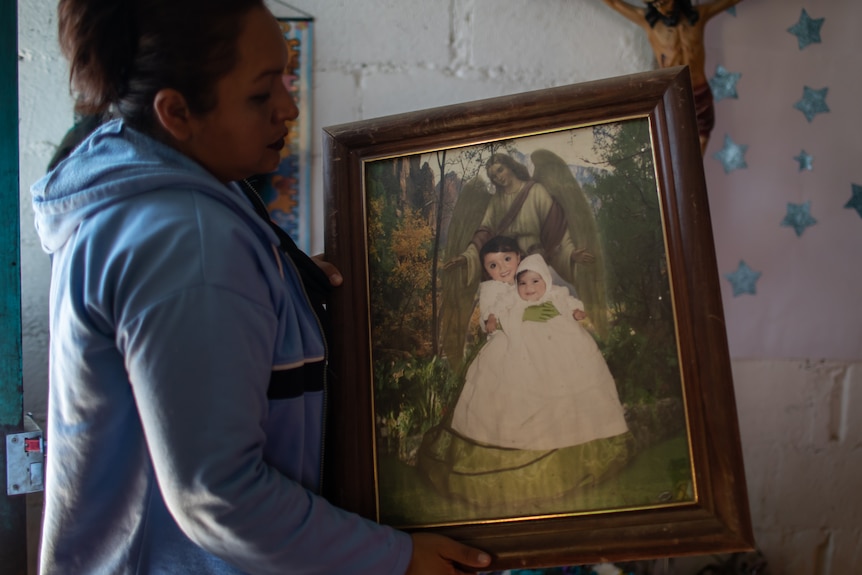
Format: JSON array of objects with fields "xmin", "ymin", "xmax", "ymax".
[{"xmin": 31, "ymin": 119, "xmax": 276, "ymax": 254}]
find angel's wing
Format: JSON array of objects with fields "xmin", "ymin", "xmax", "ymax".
[
  {"xmin": 439, "ymin": 176, "xmax": 491, "ymax": 368},
  {"xmin": 531, "ymin": 148, "xmax": 608, "ymax": 339},
  {"xmin": 442, "ymin": 176, "xmax": 490, "ymax": 263}
]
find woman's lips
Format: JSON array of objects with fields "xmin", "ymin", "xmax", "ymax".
[{"xmin": 267, "ymin": 135, "xmax": 287, "ymax": 151}]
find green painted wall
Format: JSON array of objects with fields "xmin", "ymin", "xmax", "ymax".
[{"xmin": 0, "ymin": 0, "xmax": 27, "ymax": 571}]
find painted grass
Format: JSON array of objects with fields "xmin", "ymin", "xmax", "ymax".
[{"xmin": 378, "ymin": 434, "xmax": 691, "ymax": 527}]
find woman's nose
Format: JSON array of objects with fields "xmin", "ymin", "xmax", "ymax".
[{"xmin": 275, "ymin": 75, "xmax": 300, "ymax": 122}]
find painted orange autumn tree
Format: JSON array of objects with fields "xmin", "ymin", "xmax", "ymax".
[
  {"xmin": 388, "ymin": 208, "xmax": 434, "ymax": 355},
  {"xmin": 366, "ymin": 160, "xmax": 463, "ymax": 451}
]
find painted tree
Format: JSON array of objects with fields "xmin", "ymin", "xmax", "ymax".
[{"xmin": 587, "ymin": 119, "xmax": 681, "ymax": 403}]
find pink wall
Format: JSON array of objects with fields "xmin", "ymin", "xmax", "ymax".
[{"xmin": 702, "ymin": 0, "xmax": 862, "ymax": 361}]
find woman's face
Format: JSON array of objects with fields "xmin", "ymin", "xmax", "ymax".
[
  {"xmin": 486, "ymin": 162, "xmax": 515, "ymax": 187},
  {"xmin": 517, "ymin": 270, "xmax": 547, "ymax": 302},
  {"xmin": 183, "ymin": 6, "xmax": 298, "ymax": 183},
  {"xmin": 483, "ymin": 251, "xmax": 520, "ymax": 284}
]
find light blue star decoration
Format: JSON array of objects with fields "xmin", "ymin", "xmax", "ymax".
[
  {"xmin": 725, "ymin": 261, "xmax": 761, "ymax": 297},
  {"xmin": 781, "ymin": 201, "xmax": 817, "ymax": 236},
  {"xmin": 787, "ymin": 8, "xmax": 824, "ymax": 50},
  {"xmin": 712, "ymin": 134, "xmax": 748, "ymax": 174},
  {"xmin": 794, "ymin": 150, "xmax": 813, "ymax": 172},
  {"xmin": 845, "ymin": 184, "xmax": 862, "ymax": 219},
  {"xmin": 709, "ymin": 65, "xmax": 741, "ymax": 102},
  {"xmin": 794, "ymin": 86, "xmax": 830, "ymax": 122},
  {"xmin": 727, "ymin": 7, "xmax": 736, "ymax": 16}
]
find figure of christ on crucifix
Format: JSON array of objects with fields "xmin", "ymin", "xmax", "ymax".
[{"xmin": 601, "ymin": 0, "xmax": 743, "ymax": 154}]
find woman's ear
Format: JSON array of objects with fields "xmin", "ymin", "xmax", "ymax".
[{"xmin": 153, "ymin": 88, "xmax": 193, "ymax": 141}]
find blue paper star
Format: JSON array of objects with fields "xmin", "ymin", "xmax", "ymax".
[
  {"xmin": 712, "ymin": 134, "xmax": 748, "ymax": 174},
  {"xmin": 727, "ymin": 7, "xmax": 736, "ymax": 16},
  {"xmin": 781, "ymin": 201, "xmax": 817, "ymax": 236},
  {"xmin": 709, "ymin": 65, "xmax": 741, "ymax": 102},
  {"xmin": 787, "ymin": 9, "xmax": 824, "ymax": 50},
  {"xmin": 845, "ymin": 183, "xmax": 862, "ymax": 218},
  {"xmin": 725, "ymin": 261, "xmax": 761, "ymax": 297},
  {"xmin": 794, "ymin": 86, "xmax": 829, "ymax": 122},
  {"xmin": 793, "ymin": 150, "xmax": 813, "ymax": 172}
]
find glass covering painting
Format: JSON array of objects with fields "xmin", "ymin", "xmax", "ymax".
[{"xmin": 364, "ymin": 119, "xmax": 693, "ymax": 527}]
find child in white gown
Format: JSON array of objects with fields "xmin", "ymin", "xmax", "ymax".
[
  {"xmin": 452, "ymin": 254, "xmax": 628, "ymax": 450},
  {"xmin": 420, "ymin": 249, "xmax": 633, "ymax": 510}
]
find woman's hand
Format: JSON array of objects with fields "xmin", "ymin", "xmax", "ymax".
[
  {"xmin": 485, "ymin": 314, "xmax": 498, "ymax": 333},
  {"xmin": 573, "ymin": 309, "xmax": 587, "ymax": 321},
  {"xmin": 310, "ymin": 254, "xmax": 343, "ymax": 286},
  {"xmin": 406, "ymin": 533, "xmax": 491, "ymax": 575}
]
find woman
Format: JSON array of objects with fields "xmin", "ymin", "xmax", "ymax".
[{"xmin": 34, "ymin": 1, "xmax": 490, "ymax": 573}]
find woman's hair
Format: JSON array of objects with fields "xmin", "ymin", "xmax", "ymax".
[
  {"xmin": 58, "ymin": 0, "xmax": 264, "ymax": 131},
  {"xmin": 484, "ymin": 153, "xmax": 531, "ymax": 187}
]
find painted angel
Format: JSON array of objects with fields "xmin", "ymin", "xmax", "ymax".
[{"xmin": 440, "ymin": 149, "xmax": 608, "ymax": 368}]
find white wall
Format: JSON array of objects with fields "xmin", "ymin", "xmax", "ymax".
[
  {"xmin": 18, "ymin": 0, "xmax": 70, "ymax": 424},
  {"xmin": 17, "ymin": 0, "xmax": 861, "ymax": 571}
]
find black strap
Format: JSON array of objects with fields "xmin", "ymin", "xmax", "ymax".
[
  {"xmin": 268, "ymin": 361, "xmax": 326, "ymax": 399},
  {"xmin": 238, "ymin": 177, "xmax": 332, "ymax": 341}
]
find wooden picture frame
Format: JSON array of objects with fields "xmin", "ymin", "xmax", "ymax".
[{"xmin": 322, "ymin": 66, "xmax": 753, "ymax": 570}]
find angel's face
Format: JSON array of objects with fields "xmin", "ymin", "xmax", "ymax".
[
  {"xmin": 483, "ymin": 251, "xmax": 520, "ymax": 284},
  {"xmin": 487, "ymin": 163, "xmax": 514, "ymax": 187},
  {"xmin": 517, "ymin": 270, "xmax": 547, "ymax": 302}
]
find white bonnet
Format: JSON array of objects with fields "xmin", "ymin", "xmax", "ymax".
[{"xmin": 516, "ymin": 254, "xmax": 553, "ymax": 301}]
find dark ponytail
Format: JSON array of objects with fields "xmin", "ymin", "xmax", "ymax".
[
  {"xmin": 58, "ymin": 0, "xmax": 264, "ymax": 131},
  {"xmin": 58, "ymin": 1, "xmax": 137, "ymax": 117}
]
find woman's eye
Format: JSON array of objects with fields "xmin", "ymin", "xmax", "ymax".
[{"xmin": 250, "ymin": 93, "xmax": 271, "ymax": 103}]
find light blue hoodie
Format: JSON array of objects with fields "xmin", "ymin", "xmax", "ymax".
[{"xmin": 31, "ymin": 120, "xmax": 412, "ymax": 574}]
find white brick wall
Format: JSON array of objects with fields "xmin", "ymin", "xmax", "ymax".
[{"xmin": 732, "ymin": 360, "xmax": 862, "ymax": 573}]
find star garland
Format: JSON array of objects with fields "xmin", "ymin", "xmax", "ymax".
[
  {"xmin": 793, "ymin": 86, "xmax": 830, "ymax": 122},
  {"xmin": 845, "ymin": 184, "xmax": 862, "ymax": 219},
  {"xmin": 712, "ymin": 134, "xmax": 748, "ymax": 173},
  {"xmin": 787, "ymin": 8, "xmax": 824, "ymax": 50},
  {"xmin": 709, "ymin": 65, "xmax": 741, "ymax": 102},
  {"xmin": 793, "ymin": 150, "xmax": 813, "ymax": 172},
  {"xmin": 780, "ymin": 201, "xmax": 817, "ymax": 237},
  {"xmin": 725, "ymin": 261, "xmax": 762, "ymax": 297}
]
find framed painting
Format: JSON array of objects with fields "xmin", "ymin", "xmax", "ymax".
[{"xmin": 322, "ymin": 66, "xmax": 754, "ymax": 570}]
